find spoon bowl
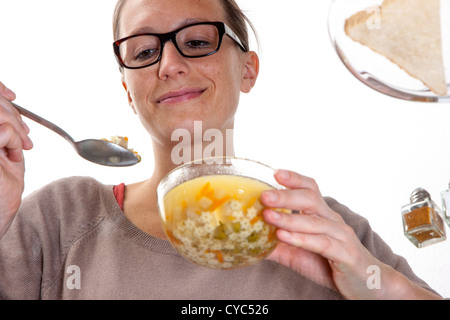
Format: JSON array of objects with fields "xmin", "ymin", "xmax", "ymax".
[
  {"xmin": 75, "ymin": 139, "xmax": 140, "ymax": 166},
  {"xmin": 12, "ymin": 102, "xmax": 140, "ymax": 167}
]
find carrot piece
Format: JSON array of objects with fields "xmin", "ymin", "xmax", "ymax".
[
  {"xmin": 205, "ymin": 249, "xmax": 224, "ymax": 263},
  {"xmin": 250, "ymin": 215, "xmax": 262, "ymax": 225},
  {"xmin": 196, "ymin": 182, "xmax": 212, "ymax": 200},
  {"xmin": 216, "ymin": 251, "xmax": 224, "ymax": 263},
  {"xmin": 210, "ymin": 195, "xmax": 231, "ymax": 211},
  {"xmin": 166, "ymin": 230, "xmax": 182, "ymax": 245}
]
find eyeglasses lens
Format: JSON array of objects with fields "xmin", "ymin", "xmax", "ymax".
[{"xmin": 119, "ymin": 24, "xmax": 220, "ymax": 69}]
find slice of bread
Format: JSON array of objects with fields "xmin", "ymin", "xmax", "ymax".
[{"xmin": 345, "ymin": 0, "xmax": 448, "ymax": 96}]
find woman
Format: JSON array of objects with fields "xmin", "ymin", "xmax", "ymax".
[{"xmin": 0, "ymin": 0, "xmax": 441, "ymax": 299}]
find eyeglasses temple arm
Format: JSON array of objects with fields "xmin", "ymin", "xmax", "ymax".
[{"xmin": 224, "ymin": 24, "xmax": 246, "ymax": 52}]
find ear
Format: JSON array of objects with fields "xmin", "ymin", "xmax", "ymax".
[
  {"xmin": 122, "ymin": 79, "xmax": 137, "ymax": 114},
  {"xmin": 240, "ymin": 51, "xmax": 259, "ymax": 93}
]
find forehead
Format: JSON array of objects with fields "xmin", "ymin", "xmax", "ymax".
[{"xmin": 119, "ymin": 0, "xmax": 226, "ymax": 37}]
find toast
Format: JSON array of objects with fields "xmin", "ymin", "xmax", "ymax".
[{"xmin": 345, "ymin": 0, "xmax": 448, "ymax": 96}]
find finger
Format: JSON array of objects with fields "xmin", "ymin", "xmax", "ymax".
[
  {"xmin": 261, "ymin": 187, "xmax": 341, "ymax": 222},
  {"xmin": 275, "ymin": 229, "xmax": 354, "ymax": 266},
  {"xmin": 262, "ymin": 188, "xmax": 320, "ymax": 212},
  {"xmin": 0, "ymin": 97, "xmax": 33, "ymax": 150},
  {"xmin": 264, "ymin": 208, "xmax": 350, "ymax": 241},
  {"xmin": 274, "ymin": 169, "xmax": 321, "ymax": 193},
  {"xmin": 0, "ymin": 82, "xmax": 16, "ymax": 101},
  {"xmin": 0, "ymin": 85, "xmax": 27, "ymax": 134},
  {"xmin": 0, "ymin": 95, "xmax": 24, "ymax": 125},
  {"xmin": 6, "ymin": 99, "xmax": 31, "ymax": 136},
  {"xmin": 0, "ymin": 123, "xmax": 24, "ymax": 162},
  {"xmin": 261, "ymin": 169, "xmax": 342, "ymax": 221}
]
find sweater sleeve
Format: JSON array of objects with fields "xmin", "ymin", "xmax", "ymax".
[
  {"xmin": 0, "ymin": 177, "xmax": 110, "ymax": 299},
  {"xmin": 0, "ymin": 190, "xmax": 46, "ymax": 299},
  {"xmin": 324, "ymin": 196, "xmax": 439, "ymax": 295}
]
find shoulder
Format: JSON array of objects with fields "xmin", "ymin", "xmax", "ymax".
[
  {"xmin": 23, "ymin": 176, "xmax": 114, "ymax": 209},
  {"xmin": 19, "ymin": 176, "xmax": 118, "ymax": 240},
  {"xmin": 26, "ymin": 176, "xmax": 109, "ymax": 197}
]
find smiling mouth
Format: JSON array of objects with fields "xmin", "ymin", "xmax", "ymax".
[{"xmin": 157, "ymin": 88, "xmax": 207, "ymax": 104}]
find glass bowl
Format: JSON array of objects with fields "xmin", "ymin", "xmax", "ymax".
[
  {"xmin": 157, "ymin": 157, "xmax": 282, "ymax": 270},
  {"xmin": 328, "ymin": 0, "xmax": 450, "ymax": 102}
]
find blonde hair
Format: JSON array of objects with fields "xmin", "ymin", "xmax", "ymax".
[{"xmin": 112, "ymin": 0, "xmax": 254, "ymax": 52}]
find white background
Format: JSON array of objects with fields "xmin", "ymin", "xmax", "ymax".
[{"xmin": 0, "ymin": 0, "xmax": 449, "ymax": 298}]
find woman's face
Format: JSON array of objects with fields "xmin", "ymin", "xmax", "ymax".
[{"xmin": 119, "ymin": 0, "xmax": 259, "ymax": 147}]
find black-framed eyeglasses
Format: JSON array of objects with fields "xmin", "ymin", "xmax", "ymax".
[{"xmin": 113, "ymin": 21, "xmax": 247, "ymax": 70}]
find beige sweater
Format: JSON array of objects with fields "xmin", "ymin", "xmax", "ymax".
[{"xmin": 0, "ymin": 177, "xmax": 436, "ymax": 299}]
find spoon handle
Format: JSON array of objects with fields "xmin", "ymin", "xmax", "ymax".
[{"xmin": 11, "ymin": 102, "xmax": 76, "ymax": 145}]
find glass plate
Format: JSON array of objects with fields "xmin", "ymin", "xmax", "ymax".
[{"xmin": 328, "ymin": 0, "xmax": 450, "ymax": 103}]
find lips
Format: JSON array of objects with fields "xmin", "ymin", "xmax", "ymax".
[{"xmin": 157, "ymin": 88, "xmax": 206, "ymax": 104}]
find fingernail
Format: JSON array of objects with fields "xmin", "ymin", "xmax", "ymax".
[
  {"xmin": 265, "ymin": 190, "xmax": 278, "ymax": 203},
  {"xmin": 276, "ymin": 169, "xmax": 289, "ymax": 180},
  {"xmin": 270, "ymin": 210, "xmax": 281, "ymax": 220},
  {"xmin": 5, "ymin": 87, "xmax": 15, "ymax": 100},
  {"xmin": 278, "ymin": 230, "xmax": 291, "ymax": 240},
  {"xmin": 25, "ymin": 136, "xmax": 34, "ymax": 149}
]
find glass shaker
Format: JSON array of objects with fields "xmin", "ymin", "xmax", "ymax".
[{"xmin": 401, "ymin": 188, "xmax": 446, "ymax": 248}]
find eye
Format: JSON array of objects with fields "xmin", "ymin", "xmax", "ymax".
[
  {"xmin": 184, "ymin": 40, "xmax": 212, "ymax": 49},
  {"xmin": 135, "ymin": 48, "xmax": 158, "ymax": 61}
]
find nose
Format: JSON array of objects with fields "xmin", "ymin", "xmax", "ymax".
[{"xmin": 157, "ymin": 41, "xmax": 189, "ymax": 80}]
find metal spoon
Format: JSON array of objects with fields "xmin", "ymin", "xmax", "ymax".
[{"xmin": 12, "ymin": 102, "xmax": 140, "ymax": 167}]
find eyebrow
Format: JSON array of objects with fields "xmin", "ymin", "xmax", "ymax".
[{"xmin": 128, "ymin": 18, "xmax": 208, "ymax": 36}]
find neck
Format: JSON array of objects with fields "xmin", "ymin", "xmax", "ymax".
[{"xmin": 150, "ymin": 126, "xmax": 236, "ymax": 185}]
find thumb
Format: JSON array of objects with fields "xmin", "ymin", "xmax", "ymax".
[{"xmin": 0, "ymin": 83, "xmax": 16, "ymax": 101}]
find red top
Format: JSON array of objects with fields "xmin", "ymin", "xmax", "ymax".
[{"xmin": 113, "ymin": 183, "xmax": 125, "ymax": 211}]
